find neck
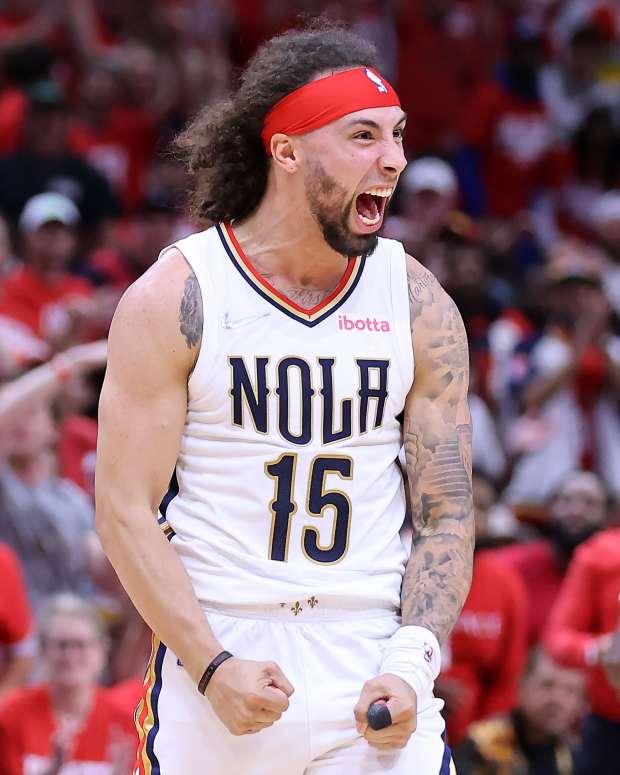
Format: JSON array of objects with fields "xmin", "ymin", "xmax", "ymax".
[
  {"xmin": 233, "ymin": 173, "xmax": 349, "ymax": 291},
  {"xmin": 50, "ymin": 683, "xmax": 95, "ymax": 720}
]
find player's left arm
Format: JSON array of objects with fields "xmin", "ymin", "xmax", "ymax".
[
  {"xmin": 354, "ymin": 256, "xmax": 474, "ymax": 750},
  {"xmin": 401, "ymin": 254, "xmax": 474, "ymax": 643}
]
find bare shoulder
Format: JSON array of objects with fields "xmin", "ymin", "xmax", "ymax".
[
  {"xmin": 404, "ymin": 253, "xmax": 453, "ymax": 323},
  {"xmin": 109, "ymin": 247, "xmax": 203, "ymax": 376},
  {"xmin": 405, "ymin": 252, "xmax": 466, "ymax": 335}
]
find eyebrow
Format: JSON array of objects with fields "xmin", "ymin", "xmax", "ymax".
[{"xmin": 345, "ymin": 112, "xmax": 407, "ymax": 130}]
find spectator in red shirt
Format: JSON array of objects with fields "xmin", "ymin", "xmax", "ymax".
[
  {"xmin": 68, "ymin": 57, "xmax": 156, "ymax": 212},
  {"xmin": 0, "ymin": 544, "xmax": 34, "ymax": 702},
  {"xmin": 83, "ymin": 189, "xmax": 182, "ymax": 295},
  {"xmin": 493, "ymin": 470, "xmax": 609, "ymax": 644},
  {"xmin": 0, "ymin": 2, "xmax": 56, "ymax": 58},
  {"xmin": 0, "ymin": 593, "xmax": 136, "ymax": 775},
  {"xmin": 395, "ymin": 0, "xmax": 498, "ymax": 154},
  {"xmin": 436, "ymin": 471, "xmax": 529, "ymax": 745},
  {"xmin": 0, "ymin": 79, "xmax": 120, "ymax": 234},
  {"xmin": 0, "ymin": 85, "xmax": 26, "ymax": 156},
  {"xmin": 57, "ymin": 410, "xmax": 98, "ymax": 500},
  {"xmin": 544, "ymin": 526, "xmax": 620, "ymax": 775},
  {"xmin": 459, "ymin": 19, "xmax": 566, "ymax": 220},
  {"xmin": 0, "ymin": 191, "xmax": 105, "ymax": 353}
]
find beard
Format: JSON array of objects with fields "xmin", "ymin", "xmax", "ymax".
[
  {"xmin": 303, "ymin": 160, "xmax": 379, "ymax": 259},
  {"xmin": 547, "ymin": 520, "xmax": 600, "ymax": 557}
]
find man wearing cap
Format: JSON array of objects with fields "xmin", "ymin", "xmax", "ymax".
[
  {"xmin": 0, "ymin": 80, "xmax": 119, "ymax": 232},
  {"xmin": 96, "ymin": 22, "xmax": 472, "ymax": 774},
  {"xmin": 384, "ymin": 156, "xmax": 458, "ymax": 255},
  {"xmin": 544, "ymin": 524, "xmax": 620, "ymax": 775},
  {"xmin": 0, "ymin": 192, "xmax": 94, "ymax": 350}
]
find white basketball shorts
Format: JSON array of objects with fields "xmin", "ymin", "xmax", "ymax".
[{"xmin": 134, "ymin": 601, "xmax": 454, "ymax": 775}]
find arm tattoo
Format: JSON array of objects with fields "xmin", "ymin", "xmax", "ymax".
[
  {"xmin": 402, "ymin": 259, "xmax": 474, "ymax": 644},
  {"xmin": 179, "ymin": 272, "xmax": 203, "ymax": 350}
]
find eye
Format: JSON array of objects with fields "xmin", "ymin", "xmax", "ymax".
[
  {"xmin": 393, "ymin": 127, "xmax": 405, "ymax": 140},
  {"xmin": 353, "ymin": 131, "xmax": 373, "ymax": 141}
]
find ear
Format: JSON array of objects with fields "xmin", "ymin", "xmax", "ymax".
[{"xmin": 271, "ymin": 134, "xmax": 300, "ymax": 173}]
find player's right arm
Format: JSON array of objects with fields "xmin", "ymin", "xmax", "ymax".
[{"xmin": 95, "ymin": 249, "xmax": 293, "ymax": 735}]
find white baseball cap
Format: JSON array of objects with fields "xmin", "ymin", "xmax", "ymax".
[
  {"xmin": 402, "ymin": 157, "xmax": 458, "ymax": 196},
  {"xmin": 19, "ymin": 192, "xmax": 81, "ymax": 233}
]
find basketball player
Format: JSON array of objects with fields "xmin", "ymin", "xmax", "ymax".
[{"xmin": 96, "ymin": 22, "xmax": 473, "ymax": 775}]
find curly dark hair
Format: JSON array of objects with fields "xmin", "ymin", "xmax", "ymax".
[{"xmin": 176, "ymin": 20, "xmax": 380, "ymax": 224}]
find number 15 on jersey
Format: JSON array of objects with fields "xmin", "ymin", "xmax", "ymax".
[{"xmin": 265, "ymin": 453, "xmax": 353, "ymax": 565}]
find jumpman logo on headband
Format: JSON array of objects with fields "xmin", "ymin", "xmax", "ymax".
[{"xmin": 365, "ymin": 68, "xmax": 388, "ymax": 94}]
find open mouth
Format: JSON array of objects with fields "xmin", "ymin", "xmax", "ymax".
[{"xmin": 354, "ymin": 186, "xmax": 393, "ymax": 228}]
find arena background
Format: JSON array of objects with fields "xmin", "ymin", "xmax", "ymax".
[{"xmin": 0, "ymin": 1, "xmax": 618, "ymax": 772}]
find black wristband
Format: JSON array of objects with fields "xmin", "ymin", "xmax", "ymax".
[{"xmin": 197, "ymin": 650, "xmax": 233, "ymax": 695}]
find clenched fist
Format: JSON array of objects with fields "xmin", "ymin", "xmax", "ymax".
[
  {"xmin": 205, "ymin": 657, "xmax": 294, "ymax": 736},
  {"xmin": 354, "ymin": 673, "xmax": 417, "ymax": 750}
]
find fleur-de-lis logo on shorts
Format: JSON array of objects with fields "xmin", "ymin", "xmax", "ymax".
[{"xmin": 365, "ymin": 68, "xmax": 388, "ymax": 93}]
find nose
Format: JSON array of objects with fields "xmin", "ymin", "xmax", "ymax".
[{"xmin": 379, "ymin": 138, "xmax": 407, "ymax": 177}]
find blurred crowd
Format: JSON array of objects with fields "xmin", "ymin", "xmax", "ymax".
[{"xmin": 0, "ymin": 0, "xmax": 619, "ymax": 773}]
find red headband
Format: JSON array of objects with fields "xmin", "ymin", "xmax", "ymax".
[{"xmin": 261, "ymin": 67, "xmax": 401, "ymax": 155}]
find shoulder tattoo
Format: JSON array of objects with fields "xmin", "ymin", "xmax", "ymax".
[
  {"xmin": 179, "ymin": 272, "xmax": 203, "ymax": 350},
  {"xmin": 406, "ymin": 260, "xmax": 439, "ymax": 326}
]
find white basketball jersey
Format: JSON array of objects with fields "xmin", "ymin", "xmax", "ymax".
[{"xmin": 160, "ymin": 223, "xmax": 414, "ymax": 610}]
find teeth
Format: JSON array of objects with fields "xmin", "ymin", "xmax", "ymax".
[
  {"xmin": 363, "ymin": 187, "xmax": 393, "ymax": 197},
  {"xmin": 358, "ymin": 212, "xmax": 382, "ymax": 226}
]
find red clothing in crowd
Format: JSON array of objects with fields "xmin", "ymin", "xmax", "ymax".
[
  {"xmin": 107, "ymin": 678, "xmax": 143, "ymax": 719},
  {"xmin": 69, "ymin": 108, "xmax": 156, "ymax": 212},
  {"xmin": 491, "ymin": 540, "xmax": 563, "ymax": 645},
  {"xmin": 57, "ymin": 415, "xmax": 98, "ymax": 499},
  {"xmin": 461, "ymin": 80, "xmax": 565, "ymax": 216},
  {"xmin": 441, "ymin": 551, "xmax": 529, "ymax": 745},
  {"xmin": 0, "ymin": 685, "xmax": 136, "ymax": 775},
  {"xmin": 0, "ymin": 266, "xmax": 92, "ymax": 341},
  {"xmin": 0, "ymin": 545, "xmax": 32, "ymax": 664},
  {"xmin": 84, "ymin": 246, "xmax": 138, "ymax": 293},
  {"xmin": 396, "ymin": 3, "xmax": 493, "ymax": 152},
  {"xmin": 0, "ymin": 88, "xmax": 26, "ymax": 155},
  {"xmin": 544, "ymin": 527, "xmax": 620, "ymax": 723}
]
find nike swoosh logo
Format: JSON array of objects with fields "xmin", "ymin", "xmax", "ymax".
[{"xmin": 221, "ymin": 312, "xmax": 271, "ymax": 329}]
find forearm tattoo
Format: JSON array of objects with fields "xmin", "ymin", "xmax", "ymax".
[
  {"xmin": 179, "ymin": 272, "xmax": 203, "ymax": 350},
  {"xmin": 402, "ymin": 262, "xmax": 474, "ymax": 644}
]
